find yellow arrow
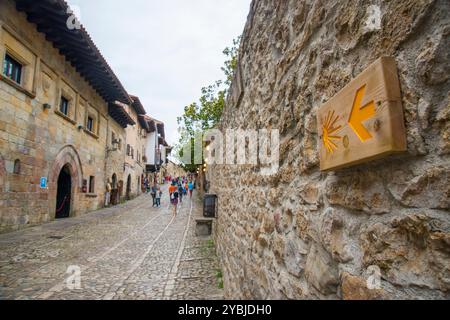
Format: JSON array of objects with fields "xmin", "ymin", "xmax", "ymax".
[{"xmin": 348, "ymin": 85, "xmax": 375, "ymax": 142}]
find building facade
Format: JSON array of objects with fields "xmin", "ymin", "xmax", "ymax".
[
  {"xmin": 123, "ymin": 96, "xmax": 147, "ymax": 199},
  {"xmin": 162, "ymin": 160, "xmax": 187, "ymax": 181},
  {"xmin": 0, "ymin": 0, "xmax": 167, "ymax": 233},
  {"xmin": 104, "ymin": 101, "xmax": 133, "ymax": 206},
  {"xmin": 143, "ymin": 116, "xmax": 169, "ymax": 184}
]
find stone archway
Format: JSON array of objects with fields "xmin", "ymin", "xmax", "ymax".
[
  {"xmin": 55, "ymin": 164, "xmax": 72, "ymax": 219},
  {"xmin": 112, "ymin": 173, "xmax": 117, "ymax": 189},
  {"xmin": 49, "ymin": 145, "xmax": 83, "ymax": 219}
]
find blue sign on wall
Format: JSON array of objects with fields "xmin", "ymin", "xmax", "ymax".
[{"xmin": 40, "ymin": 177, "xmax": 47, "ymax": 189}]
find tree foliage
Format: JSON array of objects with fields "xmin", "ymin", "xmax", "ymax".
[{"xmin": 175, "ymin": 36, "xmax": 241, "ymax": 171}]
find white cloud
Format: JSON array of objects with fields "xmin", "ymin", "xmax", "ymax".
[{"xmin": 66, "ymin": 0, "xmax": 251, "ymax": 145}]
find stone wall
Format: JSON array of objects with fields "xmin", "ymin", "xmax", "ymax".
[
  {"xmin": 209, "ymin": 0, "xmax": 449, "ymax": 299},
  {"xmin": 105, "ymin": 118, "xmax": 127, "ymax": 203}
]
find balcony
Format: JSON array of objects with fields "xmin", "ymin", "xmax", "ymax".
[{"xmin": 146, "ymin": 164, "xmax": 160, "ymax": 173}]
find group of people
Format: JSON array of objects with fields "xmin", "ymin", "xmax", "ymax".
[
  {"xmin": 149, "ymin": 184, "xmax": 163, "ymax": 208},
  {"xmin": 168, "ymin": 177, "xmax": 195, "ymax": 216},
  {"xmin": 142, "ymin": 177, "xmax": 161, "ymax": 208},
  {"xmin": 145, "ymin": 176, "xmax": 195, "ymax": 215}
]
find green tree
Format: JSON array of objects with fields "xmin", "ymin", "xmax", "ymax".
[
  {"xmin": 173, "ymin": 128, "xmax": 202, "ymax": 173},
  {"xmin": 176, "ymin": 36, "xmax": 241, "ymax": 170},
  {"xmin": 222, "ymin": 37, "xmax": 241, "ymax": 87}
]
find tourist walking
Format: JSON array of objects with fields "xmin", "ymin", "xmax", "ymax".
[
  {"xmin": 155, "ymin": 185, "xmax": 162, "ymax": 208},
  {"xmin": 151, "ymin": 184, "xmax": 157, "ymax": 207},
  {"xmin": 188, "ymin": 180, "xmax": 194, "ymax": 199},
  {"xmin": 169, "ymin": 181, "xmax": 179, "ymax": 216}
]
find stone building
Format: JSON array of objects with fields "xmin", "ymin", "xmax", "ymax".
[
  {"xmin": 143, "ymin": 115, "xmax": 169, "ymax": 184},
  {"xmin": 162, "ymin": 160, "xmax": 187, "ymax": 181},
  {"xmin": 208, "ymin": 0, "xmax": 449, "ymax": 299},
  {"xmin": 105, "ymin": 101, "xmax": 133, "ymax": 206},
  {"xmin": 123, "ymin": 95, "xmax": 147, "ymax": 199},
  {"xmin": 0, "ymin": 0, "xmax": 160, "ymax": 232}
]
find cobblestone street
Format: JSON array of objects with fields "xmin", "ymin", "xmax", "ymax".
[{"xmin": 0, "ymin": 192, "xmax": 223, "ymax": 300}]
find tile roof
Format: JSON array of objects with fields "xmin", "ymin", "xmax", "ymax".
[{"xmin": 16, "ymin": 0, "xmax": 131, "ymax": 105}]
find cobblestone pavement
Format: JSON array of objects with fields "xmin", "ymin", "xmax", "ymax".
[{"xmin": 0, "ymin": 191, "xmax": 223, "ymax": 300}]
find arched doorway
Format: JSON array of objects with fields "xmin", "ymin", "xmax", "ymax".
[
  {"xmin": 126, "ymin": 174, "xmax": 131, "ymax": 200},
  {"xmin": 111, "ymin": 173, "xmax": 118, "ymax": 205},
  {"xmin": 55, "ymin": 165, "xmax": 72, "ymax": 219},
  {"xmin": 50, "ymin": 145, "xmax": 83, "ymax": 220},
  {"xmin": 118, "ymin": 180, "xmax": 124, "ymax": 202},
  {"xmin": 112, "ymin": 174, "xmax": 117, "ymax": 189}
]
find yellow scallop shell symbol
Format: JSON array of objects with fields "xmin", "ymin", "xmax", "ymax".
[{"xmin": 322, "ymin": 110, "xmax": 342, "ymax": 154}]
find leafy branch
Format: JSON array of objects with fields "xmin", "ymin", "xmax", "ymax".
[{"xmin": 175, "ymin": 36, "xmax": 241, "ymax": 171}]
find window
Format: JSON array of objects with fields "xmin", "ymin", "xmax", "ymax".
[
  {"xmin": 89, "ymin": 176, "xmax": 95, "ymax": 193},
  {"xmin": 60, "ymin": 96, "xmax": 69, "ymax": 116},
  {"xmin": 127, "ymin": 144, "xmax": 131, "ymax": 156},
  {"xmin": 3, "ymin": 54, "xmax": 22, "ymax": 84},
  {"xmin": 111, "ymin": 132, "xmax": 116, "ymax": 146},
  {"xmin": 13, "ymin": 159, "xmax": 21, "ymax": 174},
  {"xmin": 87, "ymin": 116, "xmax": 94, "ymax": 132}
]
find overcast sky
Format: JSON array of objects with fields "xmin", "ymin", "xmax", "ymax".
[{"xmin": 66, "ymin": 0, "xmax": 251, "ymax": 145}]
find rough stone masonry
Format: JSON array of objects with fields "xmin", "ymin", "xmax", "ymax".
[{"xmin": 208, "ymin": 0, "xmax": 450, "ymax": 299}]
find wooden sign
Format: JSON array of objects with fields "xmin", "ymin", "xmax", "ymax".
[{"xmin": 317, "ymin": 57, "xmax": 406, "ymax": 171}]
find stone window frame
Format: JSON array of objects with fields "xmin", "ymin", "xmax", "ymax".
[
  {"xmin": 83, "ymin": 104, "xmax": 100, "ymax": 139},
  {"xmin": 13, "ymin": 159, "xmax": 21, "ymax": 175},
  {"xmin": 86, "ymin": 116, "xmax": 94, "ymax": 132},
  {"xmin": 88, "ymin": 175, "xmax": 95, "ymax": 194},
  {"xmin": 3, "ymin": 52, "xmax": 23, "ymax": 85},
  {"xmin": 59, "ymin": 95, "xmax": 70, "ymax": 116},
  {"xmin": 0, "ymin": 26, "xmax": 37, "ymax": 98},
  {"xmin": 55, "ymin": 86, "xmax": 77, "ymax": 125},
  {"xmin": 0, "ymin": 44, "xmax": 37, "ymax": 99}
]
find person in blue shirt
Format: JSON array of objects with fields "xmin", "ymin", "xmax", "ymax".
[{"xmin": 188, "ymin": 181, "xmax": 194, "ymax": 199}]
